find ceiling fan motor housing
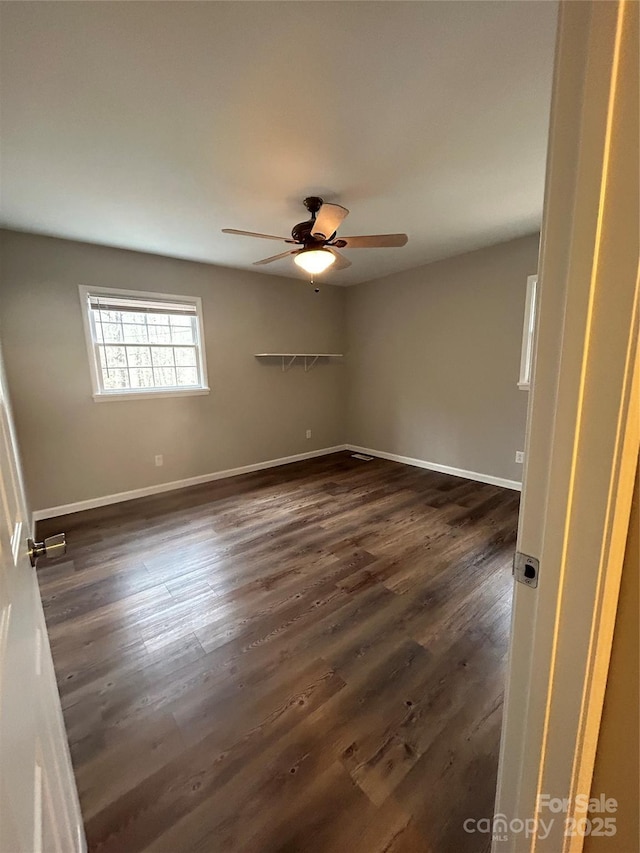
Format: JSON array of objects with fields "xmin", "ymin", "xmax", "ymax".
[
  {"xmin": 292, "ymin": 197, "xmax": 335, "ymax": 246},
  {"xmin": 291, "ymin": 220, "xmax": 330, "ymax": 247}
]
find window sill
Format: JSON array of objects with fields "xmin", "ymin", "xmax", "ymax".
[{"xmin": 92, "ymin": 388, "xmax": 210, "ymax": 402}]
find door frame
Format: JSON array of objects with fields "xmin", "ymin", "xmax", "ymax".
[{"xmin": 494, "ymin": 1, "xmax": 639, "ymax": 851}]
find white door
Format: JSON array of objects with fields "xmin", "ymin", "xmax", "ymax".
[
  {"xmin": 0, "ymin": 340, "xmax": 85, "ymax": 853},
  {"xmin": 494, "ymin": 1, "xmax": 639, "ymax": 850}
]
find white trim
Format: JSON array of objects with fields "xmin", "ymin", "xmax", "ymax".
[
  {"xmin": 32, "ymin": 443, "xmax": 522, "ymax": 524},
  {"xmin": 346, "ymin": 444, "xmax": 522, "ymax": 491},
  {"xmin": 32, "ymin": 445, "xmax": 348, "ymax": 523},
  {"xmin": 518, "ymin": 275, "xmax": 538, "ymax": 391},
  {"xmin": 92, "ymin": 388, "xmax": 210, "ymax": 402},
  {"xmin": 78, "ymin": 284, "xmax": 209, "ymax": 399},
  {"xmin": 33, "ymin": 761, "xmax": 42, "ymax": 853},
  {"xmin": 494, "ymin": 2, "xmax": 639, "ymax": 850}
]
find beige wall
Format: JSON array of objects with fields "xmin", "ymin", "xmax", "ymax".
[
  {"xmin": 0, "ymin": 230, "xmax": 347, "ymax": 512},
  {"xmin": 346, "ymin": 233, "xmax": 538, "ymax": 483},
  {"xmin": 0, "ymin": 229, "xmax": 537, "ymax": 513},
  {"xmin": 584, "ymin": 460, "xmax": 639, "ymax": 853}
]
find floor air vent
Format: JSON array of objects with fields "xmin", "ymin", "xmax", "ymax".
[{"xmin": 351, "ymin": 453, "xmax": 374, "ymax": 461}]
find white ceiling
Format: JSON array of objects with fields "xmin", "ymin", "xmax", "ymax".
[{"xmin": 0, "ymin": 1, "xmax": 557, "ymax": 285}]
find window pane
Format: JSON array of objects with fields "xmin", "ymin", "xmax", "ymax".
[
  {"xmin": 169, "ymin": 314, "xmax": 192, "ymax": 327},
  {"xmin": 102, "ymin": 368, "xmax": 129, "ymax": 389},
  {"xmin": 174, "ymin": 347, "xmax": 196, "ymax": 366},
  {"xmin": 129, "ymin": 368, "xmax": 154, "ymax": 388},
  {"xmin": 98, "ymin": 310, "xmax": 123, "ymax": 324},
  {"xmin": 153, "ymin": 367, "xmax": 177, "ymax": 387},
  {"xmin": 151, "ymin": 347, "xmax": 174, "ymax": 367},
  {"xmin": 148, "ymin": 325, "xmax": 172, "ymax": 344},
  {"xmin": 86, "ymin": 290, "xmax": 205, "ymax": 396},
  {"xmin": 102, "ymin": 323, "xmax": 123, "ymax": 343},
  {"xmin": 123, "ymin": 323, "xmax": 149, "ymax": 344},
  {"xmin": 171, "ymin": 326, "xmax": 195, "ymax": 344},
  {"xmin": 176, "ymin": 367, "xmax": 198, "ymax": 386},
  {"xmin": 105, "ymin": 346, "xmax": 126, "ymax": 368},
  {"xmin": 126, "ymin": 346, "xmax": 152, "ymax": 367}
]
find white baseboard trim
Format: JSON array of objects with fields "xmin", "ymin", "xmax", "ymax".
[
  {"xmin": 32, "ymin": 445, "xmax": 348, "ymax": 523},
  {"xmin": 33, "ymin": 442, "xmax": 521, "ymax": 524},
  {"xmin": 346, "ymin": 444, "xmax": 522, "ymax": 492}
]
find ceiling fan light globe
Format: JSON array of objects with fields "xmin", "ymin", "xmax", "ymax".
[{"xmin": 294, "ymin": 249, "xmax": 336, "ymax": 275}]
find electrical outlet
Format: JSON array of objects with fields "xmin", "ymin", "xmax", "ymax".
[
  {"xmin": 306, "ymin": 429, "xmax": 312, "ymax": 440},
  {"xmin": 155, "ymin": 454, "xmax": 163, "ymax": 467},
  {"xmin": 515, "ymin": 451, "xmax": 525, "ymax": 464}
]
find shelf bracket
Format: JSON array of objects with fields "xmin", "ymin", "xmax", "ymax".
[
  {"xmin": 282, "ymin": 355, "xmax": 297, "ymax": 372},
  {"xmin": 304, "ymin": 355, "xmax": 320, "ymax": 372}
]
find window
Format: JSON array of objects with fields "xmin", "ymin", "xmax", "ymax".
[
  {"xmin": 79, "ymin": 286, "xmax": 209, "ymax": 400},
  {"xmin": 518, "ymin": 275, "xmax": 538, "ymax": 390}
]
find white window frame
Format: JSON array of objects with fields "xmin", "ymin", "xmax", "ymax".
[
  {"xmin": 518, "ymin": 274, "xmax": 538, "ymax": 390},
  {"xmin": 78, "ymin": 285, "xmax": 209, "ymax": 401}
]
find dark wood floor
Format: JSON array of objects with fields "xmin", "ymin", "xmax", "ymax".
[{"xmin": 37, "ymin": 451, "xmax": 519, "ymax": 853}]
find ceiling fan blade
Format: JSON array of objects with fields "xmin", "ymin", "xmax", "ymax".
[
  {"xmin": 311, "ymin": 203, "xmax": 349, "ymax": 240},
  {"xmin": 222, "ymin": 228, "xmax": 290, "ymax": 242},
  {"xmin": 327, "ymin": 248, "xmax": 352, "ymax": 270},
  {"xmin": 253, "ymin": 249, "xmax": 300, "ymax": 266},
  {"xmin": 336, "ymin": 234, "xmax": 408, "ymax": 249}
]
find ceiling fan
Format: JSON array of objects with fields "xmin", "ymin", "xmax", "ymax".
[{"xmin": 222, "ymin": 196, "xmax": 408, "ymax": 275}]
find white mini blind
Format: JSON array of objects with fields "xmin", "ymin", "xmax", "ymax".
[{"xmin": 87, "ymin": 293, "xmax": 197, "ymax": 316}]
